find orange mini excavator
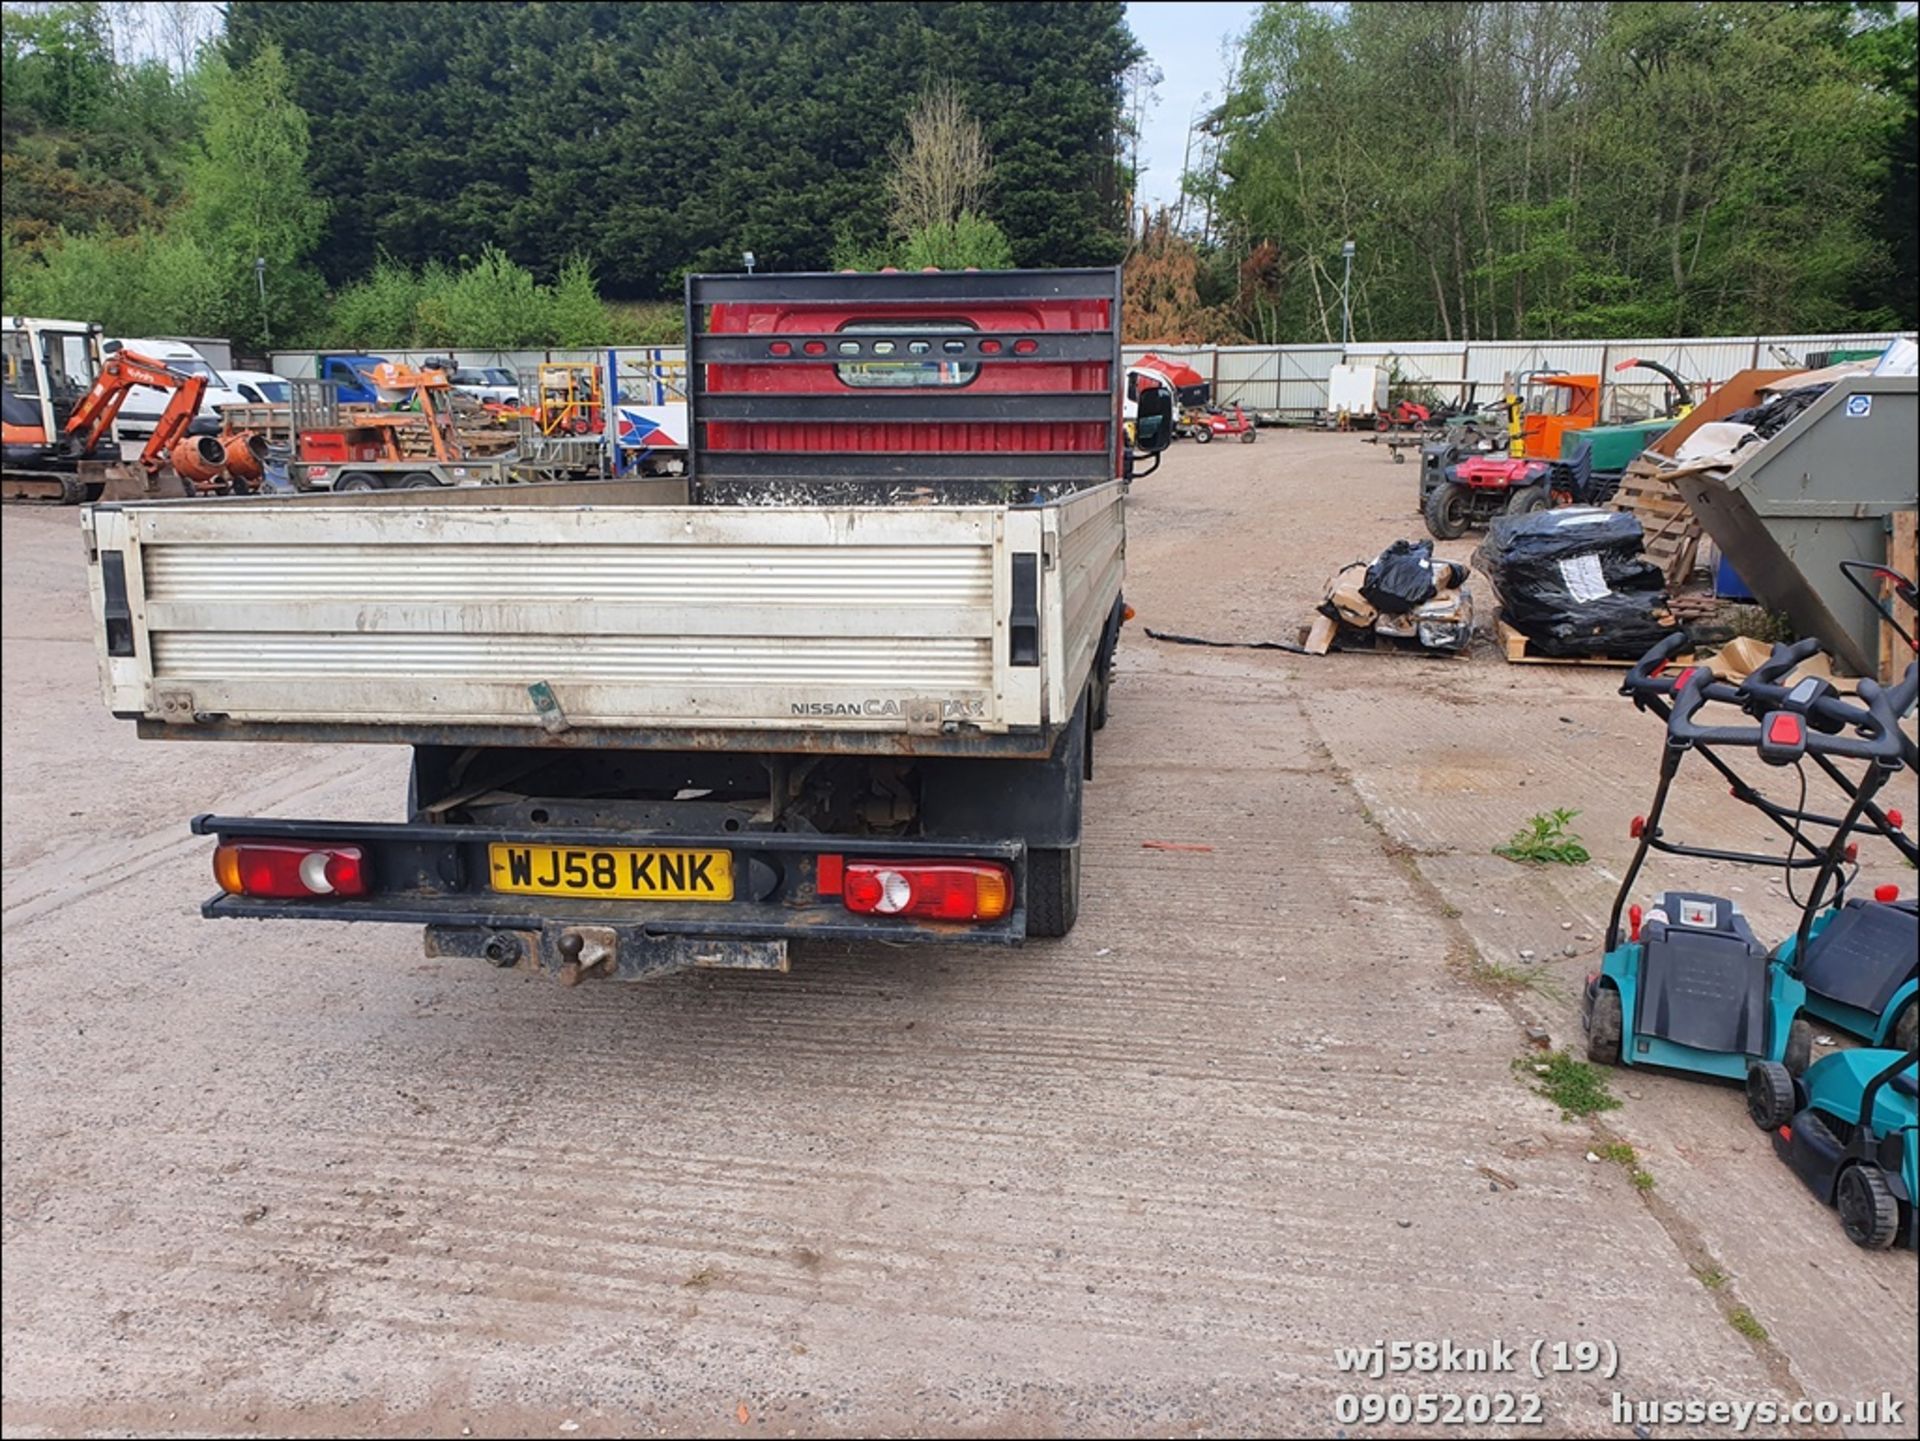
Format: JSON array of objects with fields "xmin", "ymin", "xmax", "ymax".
[{"xmin": 61, "ymin": 347, "xmax": 265, "ymax": 497}]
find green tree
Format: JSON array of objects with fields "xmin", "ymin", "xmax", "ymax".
[
  {"xmin": 224, "ymin": 1, "xmax": 1138, "ymax": 293},
  {"xmin": 325, "ymin": 254, "xmax": 424, "ymax": 347},
  {"xmin": 0, "ymin": 1, "xmax": 113, "ymax": 130},
  {"xmin": 179, "ymin": 43, "xmax": 326, "ymax": 345},
  {"xmin": 550, "ymin": 254, "xmax": 611, "ymax": 347},
  {"xmin": 901, "ymin": 214, "xmax": 1016, "ymax": 271},
  {"xmin": 1209, "ymin": 1, "xmax": 1905, "ymax": 341}
]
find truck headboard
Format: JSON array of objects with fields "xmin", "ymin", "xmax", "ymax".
[{"xmin": 686, "ymin": 267, "xmax": 1122, "ymax": 504}]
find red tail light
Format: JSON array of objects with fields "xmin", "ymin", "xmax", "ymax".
[
  {"xmin": 215, "ymin": 839, "xmax": 367, "ymax": 898},
  {"xmin": 1875, "ymin": 884, "xmax": 1900, "ymax": 903},
  {"xmin": 841, "ymin": 861, "xmax": 1012, "ymax": 922}
]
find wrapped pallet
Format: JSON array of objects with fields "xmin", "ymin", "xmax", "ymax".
[{"xmin": 1474, "ymin": 508, "xmax": 1683, "ymax": 659}]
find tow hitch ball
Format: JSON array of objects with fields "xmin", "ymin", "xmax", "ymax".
[{"xmin": 555, "ymin": 926, "xmax": 618, "ymax": 986}]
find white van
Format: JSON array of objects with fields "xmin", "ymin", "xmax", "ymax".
[
  {"xmin": 104, "ymin": 338, "xmax": 247, "ymax": 457},
  {"xmin": 221, "ymin": 369, "xmax": 291, "ymax": 405}
]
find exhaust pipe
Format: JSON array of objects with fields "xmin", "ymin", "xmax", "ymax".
[
  {"xmin": 222, "ymin": 432, "xmax": 269, "ymax": 483},
  {"xmin": 170, "ymin": 435, "xmax": 229, "ymax": 488}
]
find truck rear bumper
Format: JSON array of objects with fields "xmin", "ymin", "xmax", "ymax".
[{"xmin": 189, "ymin": 814, "xmax": 1027, "ymax": 979}]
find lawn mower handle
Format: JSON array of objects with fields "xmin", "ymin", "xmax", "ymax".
[
  {"xmin": 1621, "ymin": 633, "xmax": 1694, "ymax": 702},
  {"xmin": 1668, "ymin": 667, "xmax": 1906, "ymax": 763},
  {"xmin": 1739, "ymin": 641, "xmax": 1919, "ymax": 730},
  {"xmin": 1744, "ymin": 636, "xmax": 1826, "ymax": 688}
]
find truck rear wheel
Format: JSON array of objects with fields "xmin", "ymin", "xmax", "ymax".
[
  {"xmin": 1025, "ymin": 845, "xmax": 1080, "ymax": 938},
  {"xmin": 400, "ymin": 472, "xmax": 439, "ymax": 489},
  {"xmin": 335, "ymin": 472, "xmax": 377, "ymax": 492}
]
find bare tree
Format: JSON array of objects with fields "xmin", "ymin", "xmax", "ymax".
[
  {"xmin": 887, "ymin": 79, "xmax": 994, "ymax": 238},
  {"xmin": 100, "ymin": 0, "xmax": 218, "ymax": 74}
]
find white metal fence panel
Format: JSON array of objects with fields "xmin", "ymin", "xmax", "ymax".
[{"xmin": 1347, "ymin": 342, "xmax": 1467, "ymax": 385}]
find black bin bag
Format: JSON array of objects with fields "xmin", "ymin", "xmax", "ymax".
[
  {"xmin": 1361, "ymin": 539, "xmax": 1441, "ymax": 614},
  {"xmin": 1474, "ymin": 508, "xmax": 1684, "ymax": 659}
]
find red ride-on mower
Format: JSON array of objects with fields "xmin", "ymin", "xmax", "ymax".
[
  {"xmin": 1374, "ymin": 400, "xmax": 1433, "ymax": 432},
  {"xmin": 1423, "ymin": 438, "xmax": 1600, "ymax": 540},
  {"xmin": 1190, "ymin": 404, "xmax": 1257, "ymax": 444}
]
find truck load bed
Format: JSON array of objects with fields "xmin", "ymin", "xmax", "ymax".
[{"xmin": 85, "ymin": 477, "xmax": 1123, "ymax": 754}]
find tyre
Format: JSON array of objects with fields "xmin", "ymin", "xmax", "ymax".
[
  {"xmin": 1587, "ymin": 984, "xmax": 1623, "ymax": 1065},
  {"xmin": 1783, "ymin": 1016, "xmax": 1813, "ymax": 1077},
  {"xmin": 400, "ymin": 472, "xmax": 439, "ymax": 489},
  {"xmin": 1239, "ymin": 428, "xmax": 1256, "ymax": 443},
  {"xmin": 1192, "ymin": 425, "xmax": 1213, "ymax": 444},
  {"xmin": 1836, "ymin": 1164, "xmax": 1900, "ymax": 1249},
  {"xmin": 1423, "ymin": 480, "xmax": 1472, "ymax": 541},
  {"xmin": 1892, "ymin": 997, "xmax": 1917, "ymax": 1054},
  {"xmin": 1745, "ymin": 1061, "xmax": 1796, "ymax": 1130},
  {"xmin": 1091, "ymin": 619, "xmax": 1118, "ymax": 732},
  {"xmin": 1506, "ymin": 485, "xmax": 1551, "ymax": 515},
  {"xmin": 335, "ymin": 472, "xmax": 377, "ymax": 492},
  {"xmin": 1025, "ymin": 845, "xmax": 1081, "ymax": 938},
  {"xmin": 1375, "ymin": 413, "xmax": 1391, "ymax": 432}
]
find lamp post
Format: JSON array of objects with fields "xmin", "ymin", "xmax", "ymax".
[
  {"xmin": 1340, "ymin": 239, "xmax": 1356, "ymax": 352},
  {"xmin": 254, "ymin": 257, "xmax": 270, "ymax": 349}
]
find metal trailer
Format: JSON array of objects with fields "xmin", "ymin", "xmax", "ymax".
[
  {"xmin": 285, "ymin": 377, "xmax": 516, "ymax": 491},
  {"xmin": 1671, "ymin": 374, "xmax": 1918, "ymax": 676},
  {"xmin": 81, "ymin": 267, "xmax": 1156, "ymax": 982}
]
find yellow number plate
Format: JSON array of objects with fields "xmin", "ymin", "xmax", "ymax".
[{"xmin": 487, "ymin": 844, "xmax": 733, "ymax": 901}]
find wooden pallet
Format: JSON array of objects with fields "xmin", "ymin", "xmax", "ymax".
[
  {"xmin": 1883, "ymin": 509, "xmax": 1919, "ymax": 684},
  {"xmin": 1497, "ymin": 619, "xmax": 1690, "ymax": 668},
  {"xmin": 1610, "ymin": 460, "xmax": 1704, "ymax": 586}
]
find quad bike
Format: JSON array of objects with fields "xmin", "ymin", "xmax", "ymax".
[{"xmin": 1422, "ymin": 438, "xmax": 1607, "ymax": 539}]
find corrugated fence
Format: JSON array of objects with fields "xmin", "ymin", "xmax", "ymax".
[
  {"xmin": 1123, "ymin": 332, "xmax": 1914, "ymax": 418},
  {"xmin": 270, "ymin": 332, "xmax": 1913, "ymax": 420}
]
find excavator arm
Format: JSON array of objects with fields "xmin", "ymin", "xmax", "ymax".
[{"xmin": 62, "ymin": 350, "xmax": 209, "ymax": 475}]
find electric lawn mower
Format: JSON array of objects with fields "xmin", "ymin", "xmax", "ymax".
[
  {"xmin": 1728, "ymin": 637, "xmax": 1920, "ymax": 1052},
  {"xmin": 1582, "ymin": 635, "xmax": 1914, "ymax": 1082},
  {"xmin": 1747, "ymin": 1046, "xmax": 1918, "ymax": 1250}
]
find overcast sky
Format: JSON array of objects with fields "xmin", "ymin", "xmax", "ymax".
[{"xmin": 1125, "ymin": 1, "xmax": 1260, "ymax": 211}]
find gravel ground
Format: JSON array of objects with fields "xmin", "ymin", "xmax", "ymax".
[{"xmin": 3, "ymin": 430, "xmax": 1914, "ymax": 1437}]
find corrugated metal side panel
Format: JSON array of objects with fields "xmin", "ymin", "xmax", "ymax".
[
  {"xmin": 126, "ymin": 504, "xmax": 1011, "ymax": 731},
  {"xmin": 1602, "ymin": 339, "xmax": 1757, "ymax": 386},
  {"xmin": 1760, "ymin": 332, "xmax": 1910, "ymax": 353},
  {"xmin": 1043, "ymin": 484, "xmax": 1124, "ymax": 722},
  {"xmin": 1464, "ymin": 342, "xmax": 1608, "ymax": 387},
  {"xmin": 1347, "ymin": 344, "xmax": 1467, "ymax": 384}
]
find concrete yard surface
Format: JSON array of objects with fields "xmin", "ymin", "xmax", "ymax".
[{"xmin": 3, "ymin": 431, "xmax": 1915, "ymax": 1437}]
